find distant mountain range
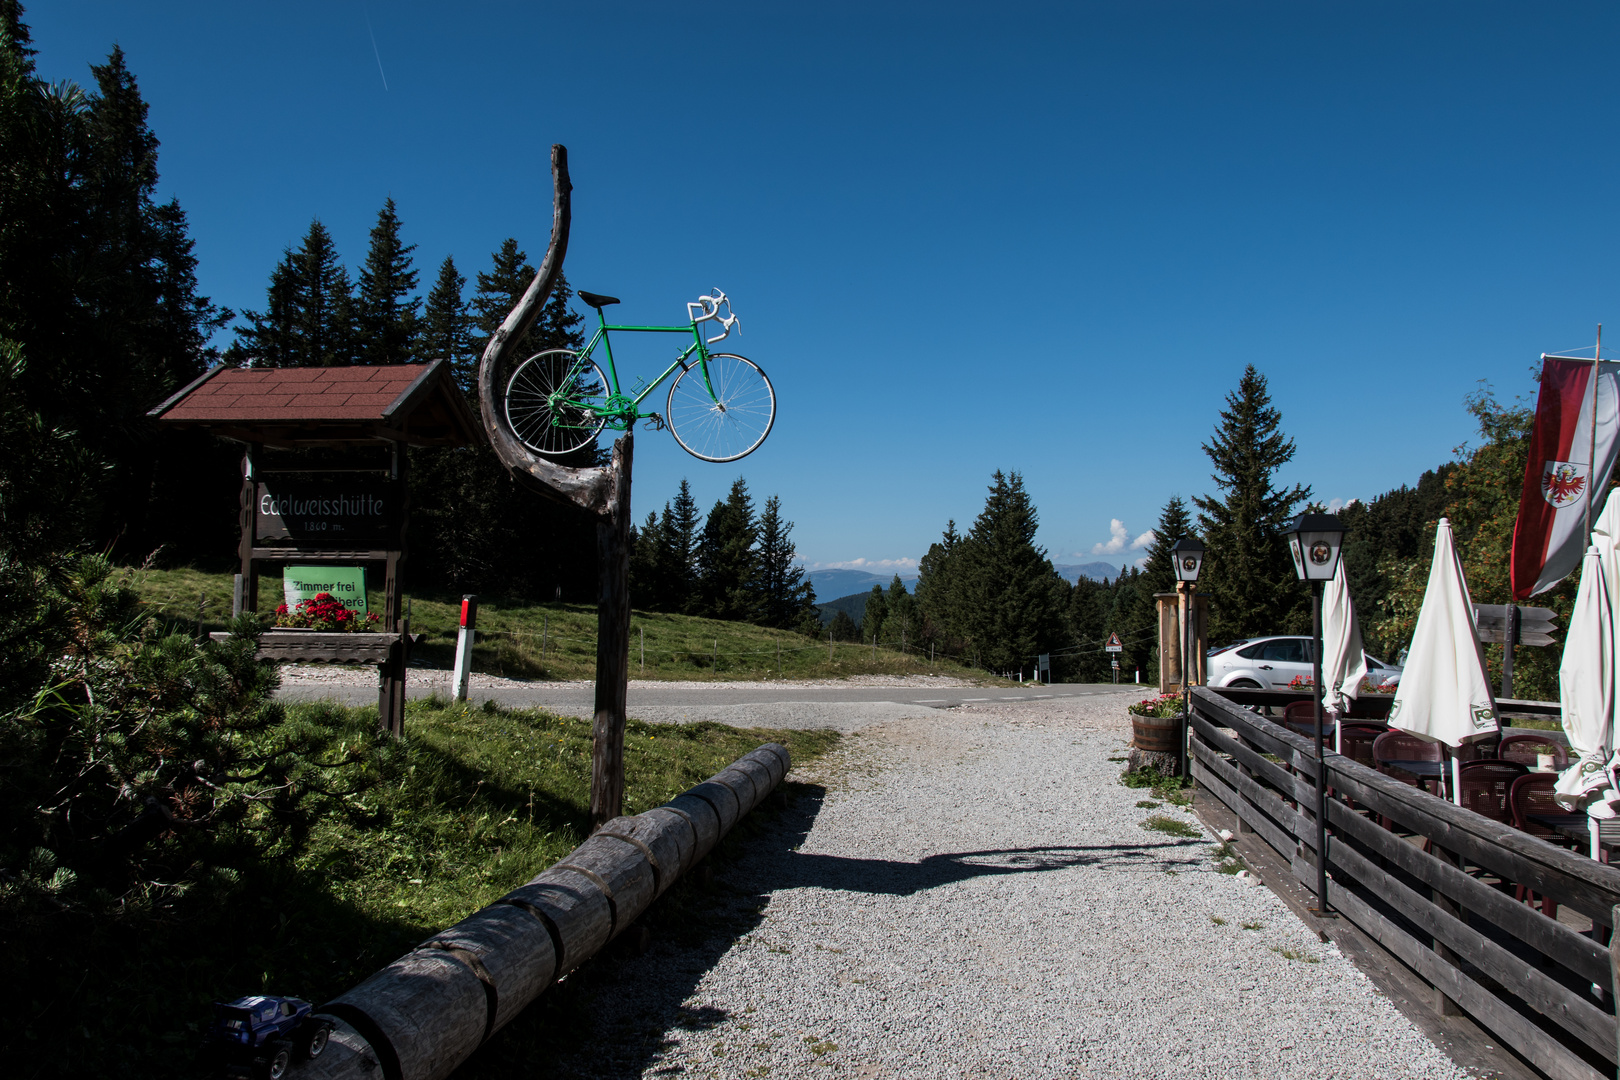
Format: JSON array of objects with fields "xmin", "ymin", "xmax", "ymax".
[
  {"xmin": 805, "ymin": 568, "xmax": 917, "ymax": 600},
  {"xmin": 1054, "ymin": 561, "xmax": 1133, "ymax": 584}
]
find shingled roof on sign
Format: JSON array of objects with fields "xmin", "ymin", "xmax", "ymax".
[{"xmin": 148, "ymin": 360, "xmax": 479, "ymax": 447}]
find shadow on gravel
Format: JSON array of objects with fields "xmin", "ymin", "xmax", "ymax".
[{"xmin": 456, "ymin": 783, "xmax": 1204, "ymax": 1079}]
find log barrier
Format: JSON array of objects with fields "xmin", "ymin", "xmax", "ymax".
[{"xmin": 297, "ymin": 742, "xmax": 791, "ymax": 1080}]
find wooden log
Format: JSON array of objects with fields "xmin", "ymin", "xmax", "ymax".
[
  {"xmin": 553, "ymin": 832, "xmax": 656, "ymax": 941},
  {"xmin": 687, "ymin": 779, "xmax": 743, "ymax": 834},
  {"xmin": 663, "ymin": 792, "xmax": 723, "ymax": 862},
  {"xmin": 423, "ymin": 902, "xmax": 557, "ymax": 1037},
  {"xmin": 597, "ymin": 811, "xmax": 691, "ymax": 897},
  {"xmin": 311, "ymin": 742, "xmax": 786, "ymax": 1080},
  {"xmin": 323, "ymin": 949, "xmax": 487, "ymax": 1080},
  {"xmin": 502, "ymin": 869, "xmax": 613, "ymax": 978}
]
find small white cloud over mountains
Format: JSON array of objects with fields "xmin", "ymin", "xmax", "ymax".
[
  {"xmin": 1327, "ymin": 497, "xmax": 1359, "ymax": 513},
  {"xmin": 808, "ymin": 557, "xmax": 919, "ymax": 572},
  {"xmin": 1090, "ymin": 519, "xmax": 1156, "ymax": 556}
]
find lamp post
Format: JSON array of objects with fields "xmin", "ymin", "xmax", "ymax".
[
  {"xmin": 1171, "ymin": 536, "xmax": 1204, "ymax": 781},
  {"xmin": 1284, "ymin": 512, "xmax": 1345, "ymax": 917}
]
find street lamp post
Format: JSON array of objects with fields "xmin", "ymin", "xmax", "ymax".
[
  {"xmin": 1284, "ymin": 512, "xmax": 1346, "ymax": 918},
  {"xmin": 1170, "ymin": 536, "xmax": 1204, "ymax": 781}
]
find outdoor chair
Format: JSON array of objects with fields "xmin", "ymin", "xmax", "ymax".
[
  {"xmin": 1372, "ymin": 730, "xmax": 1446, "ymax": 828},
  {"xmin": 1283, "ymin": 701, "xmax": 1318, "ymax": 725},
  {"xmin": 1499, "ymin": 734, "xmax": 1569, "ymax": 771},
  {"xmin": 1335, "ymin": 724, "xmax": 1385, "ymax": 816},
  {"xmin": 1508, "ymin": 772, "xmax": 1571, "ymax": 918},
  {"xmin": 1457, "ymin": 760, "xmax": 1528, "ymax": 825}
]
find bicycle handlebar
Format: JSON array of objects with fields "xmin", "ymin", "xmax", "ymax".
[{"xmin": 687, "ymin": 288, "xmax": 740, "ymax": 344}]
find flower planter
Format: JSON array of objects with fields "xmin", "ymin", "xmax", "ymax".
[
  {"xmin": 1128, "ymin": 711, "xmax": 1185, "ymax": 774},
  {"xmin": 210, "ymin": 630, "xmax": 424, "ymax": 665}
]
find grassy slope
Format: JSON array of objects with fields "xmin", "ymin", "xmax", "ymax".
[
  {"xmin": 129, "ymin": 565, "xmax": 993, "ymax": 683},
  {"xmin": 5, "ymin": 696, "xmax": 839, "ymax": 1079}
]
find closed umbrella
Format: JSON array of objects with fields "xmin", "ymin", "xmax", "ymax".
[
  {"xmin": 1554, "ymin": 544, "xmax": 1618, "ymax": 828},
  {"xmin": 1388, "ymin": 518, "xmax": 1500, "ymax": 804},
  {"xmin": 1321, "ymin": 558, "xmax": 1368, "ymax": 751}
]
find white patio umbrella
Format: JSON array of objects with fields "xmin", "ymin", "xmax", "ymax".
[
  {"xmin": 1554, "ymin": 544, "xmax": 1619, "ymax": 830},
  {"xmin": 1321, "ymin": 558, "xmax": 1368, "ymax": 752},
  {"xmin": 1388, "ymin": 518, "xmax": 1500, "ymax": 804}
]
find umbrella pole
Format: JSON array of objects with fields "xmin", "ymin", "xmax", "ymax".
[
  {"xmin": 1451, "ymin": 753, "xmax": 1463, "ymax": 807},
  {"xmin": 1310, "ymin": 580, "xmax": 1334, "ymax": 917}
]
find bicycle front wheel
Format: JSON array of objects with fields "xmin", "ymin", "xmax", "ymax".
[
  {"xmin": 504, "ymin": 348, "xmax": 608, "ymax": 457},
  {"xmin": 666, "ymin": 353, "xmax": 776, "ymax": 462}
]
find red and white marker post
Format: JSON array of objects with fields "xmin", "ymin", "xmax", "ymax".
[{"xmin": 452, "ymin": 594, "xmax": 479, "ymax": 702}]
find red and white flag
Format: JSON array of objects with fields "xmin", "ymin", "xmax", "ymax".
[{"xmin": 1511, "ymin": 356, "xmax": 1620, "ymax": 599}]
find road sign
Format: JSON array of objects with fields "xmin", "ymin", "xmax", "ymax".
[
  {"xmin": 1105, "ymin": 633, "xmax": 1123, "ymax": 653},
  {"xmin": 1037, "ymin": 653, "xmax": 1050, "ymax": 672},
  {"xmin": 1111, "ymin": 658, "xmax": 1120, "ymax": 669},
  {"xmin": 1473, "ymin": 604, "xmax": 1558, "ymax": 646}
]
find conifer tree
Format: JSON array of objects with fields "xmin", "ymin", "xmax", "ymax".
[
  {"xmin": 696, "ymin": 477, "xmax": 759, "ymax": 621},
  {"xmin": 420, "ymin": 256, "xmax": 474, "ymax": 390},
  {"xmin": 915, "ymin": 519, "xmax": 963, "ymax": 655},
  {"xmin": 292, "ymin": 219, "xmax": 355, "ymax": 367},
  {"xmin": 950, "ymin": 471, "xmax": 1072, "ymax": 672},
  {"xmin": 661, "ymin": 479, "xmax": 701, "ymax": 613},
  {"xmin": 755, "ymin": 494, "xmax": 817, "ymax": 630},
  {"xmin": 233, "ymin": 252, "xmax": 300, "ymax": 366},
  {"xmin": 861, "ymin": 584, "xmax": 888, "ymax": 642},
  {"xmin": 829, "ymin": 609, "xmax": 858, "ymax": 642},
  {"xmin": 885, "ymin": 575, "xmax": 918, "ymax": 650},
  {"xmin": 629, "ymin": 511, "xmax": 663, "ymax": 609},
  {"xmin": 355, "ymin": 197, "xmax": 419, "ymax": 365},
  {"xmin": 1126, "ymin": 494, "xmax": 1192, "ymax": 682},
  {"xmin": 1194, "ymin": 365, "xmax": 1311, "ymax": 642}
]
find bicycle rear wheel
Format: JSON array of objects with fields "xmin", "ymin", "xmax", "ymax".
[
  {"xmin": 666, "ymin": 353, "xmax": 776, "ymax": 462},
  {"xmin": 504, "ymin": 349, "xmax": 608, "ymax": 457}
]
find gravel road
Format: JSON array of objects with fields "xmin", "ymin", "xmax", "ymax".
[{"xmin": 523, "ymin": 691, "xmax": 1465, "ymax": 1079}]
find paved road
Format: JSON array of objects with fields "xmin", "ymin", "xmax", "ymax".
[{"xmin": 276, "ymin": 678, "xmax": 1144, "ymax": 730}]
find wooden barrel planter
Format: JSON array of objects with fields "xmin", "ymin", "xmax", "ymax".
[{"xmin": 1128, "ymin": 712, "xmax": 1184, "ymax": 774}]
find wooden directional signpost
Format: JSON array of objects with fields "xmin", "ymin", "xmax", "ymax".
[
  {"xmin": 1106, "ymin": 632, "xmax": 1123, "ymax": 682},
  {"xmin": 1473, "ymin": 603, "xmax": 1559, "ymax": 698}
]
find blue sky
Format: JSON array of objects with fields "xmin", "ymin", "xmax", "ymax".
[{"xmin": 25, "ymin": 2, "xmax": 1620, "ymax": 577}]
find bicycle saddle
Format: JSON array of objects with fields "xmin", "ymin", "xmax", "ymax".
[{"xmin": 577, "ymin": 290, "xmax": 620, "ymax": 309}]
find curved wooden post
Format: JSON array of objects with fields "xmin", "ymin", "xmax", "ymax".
[{"xmin": 591, "ymin": 433, "xmax": 633, "ymax": 828}]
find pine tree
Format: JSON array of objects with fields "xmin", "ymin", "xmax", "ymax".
[
  {"xmin": 829, "ymin": 609, "xmax": 858, "ymax": 642},
  {"xmin": 420, "ymin": 256, "xmax": 474, "ymax": 390},
  {"xmin": 1067, "ymin": 576, "xmax": 1110, "ymax": 681},
  {"xmin": 861, "ymin": 584, "xmax": 888, "ymax": 642},
  {"xmin": 755, "ymin": 494, "xmax": 817, "ymax": 630},
  {"xmin": 696, "ymin": 477, "xmax": 759, "ymax": 621},
  {"xmin": 885, "ymin": 575, "xmax": 918, "ymax": 651},
  {"xmin": 232, "ymin": 251, "xmax": 300, "ymax": 367},
  {"xmin": 355, "ymin": 197, "xmax": 419, "ymax": 365},
  {"xmin": 950, "ymin": 471, "xmax": 1072, "ymax": 672},
  {"xmin": 293, "ymin": 219, "xmax": 354, "ymax": 366},
  {"xmin": 662, "ymin": 480, "xmax": 701, "ymax": 613},
  {"xmin": 628, "ymin": 510, "xmax": 663, "ymax": 609},
  {"xmin": 1194, "ymin": 365, "xmax": 1311, "ymax": 643},
  {"xmin": 915, "ymin": 519, "xmax": 963, "ymax": 655}
]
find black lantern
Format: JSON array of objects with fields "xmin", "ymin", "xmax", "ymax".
[
  {"xmin": 1170, "ymin": 535, "xmax": 1204, "ymax": 584},
  {"xmin": 1285, "ymin": 513, "xmax": 1345, "ymax": 583}
]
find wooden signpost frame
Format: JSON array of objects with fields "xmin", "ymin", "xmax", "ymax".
[{"xmin": 235, "ymin": 440, "xmax": 416, "ymax": 737}]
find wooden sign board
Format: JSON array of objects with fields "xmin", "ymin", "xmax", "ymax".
[
  {"xmin": 283, "ymin": 565, "xmax": 367, "ymax": 617},
  {"xmin": 256, "ymin": 481, "xmax": 399, "ymax": 542}
]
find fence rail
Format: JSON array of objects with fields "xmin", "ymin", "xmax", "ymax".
[{"xmin": 1189, "ymin": 686, "xmax": 1620, "ymax": 1080}]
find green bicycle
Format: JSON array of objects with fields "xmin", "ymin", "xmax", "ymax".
[{"xmin": 503, "ymin": 288, "xmax": 776, "ymax": 463}]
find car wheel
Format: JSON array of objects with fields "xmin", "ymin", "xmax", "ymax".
[
  {"xmin": 1227, "ymin": 679, "xmax": 1261, "ymax": 689},
  {"xmin": 260, "ymin": 1045, "xmax": 292, "ymax": 1080},
  {"xmin": 300, "ymin": 1023, "xmax": 331, "ymax": 1059}
]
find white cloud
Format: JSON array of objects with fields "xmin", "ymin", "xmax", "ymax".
[
  {"xmin": 1091, "ymin": 520, "xmax": 1157, "ymax": 556},
  {"xmin": 807, "ymin": 557, "xmax": 919, "ymax": 572},
  {"xmin": 1327, "ymin": 497, "xmax": 1359, "ymax": 513}
]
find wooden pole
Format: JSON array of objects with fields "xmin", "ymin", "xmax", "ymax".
[{"xmin": 589, "ymin": 434, "xmax": 633, "ymax": 830}]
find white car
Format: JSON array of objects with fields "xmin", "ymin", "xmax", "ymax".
[{"xmin": 1206, "ymin": 635, "xmax": 1402, "ymax": 691}]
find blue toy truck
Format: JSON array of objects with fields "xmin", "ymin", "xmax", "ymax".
[{"xmin": 203, "ymin": 995, "xmax": 332, "ymax": 1079}]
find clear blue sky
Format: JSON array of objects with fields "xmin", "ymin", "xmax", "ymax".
[{"xmin": 25, "ymin": 2, "xmax": 1620, "ymax": 577}]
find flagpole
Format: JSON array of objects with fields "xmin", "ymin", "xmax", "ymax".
[{"xmin": 1589, "ymin": 324, "xmax": 1602, "ymax": 541}]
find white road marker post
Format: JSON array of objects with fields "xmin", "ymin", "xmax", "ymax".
[{"xmin": 452, "ymin": 594, "xmax": 479, "ymax": 702}]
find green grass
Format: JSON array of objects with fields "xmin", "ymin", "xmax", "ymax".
[
  {"xmin": 3, "ymin": 697, "xmax": 839, "ymax": 1079},
  {"xmin": 128, "ymin": 565, "xmax": 997, "ymax": 684},
  {"xmin": 1120, "ymin": 765, "xmax": 1193, "ymax": 806},
  {"xmin": 1140, "ymin": 814, "xmax": 1201, "ymax": 838}
]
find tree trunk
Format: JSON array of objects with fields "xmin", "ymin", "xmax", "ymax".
[{"xmin": 590, "ymin": 435, "xmax": 632, "ymax": 829}]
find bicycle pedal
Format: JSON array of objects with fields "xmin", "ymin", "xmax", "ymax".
[{"xmin": 645, "ymin": 412, "xmax": 667, "ymax": 431}]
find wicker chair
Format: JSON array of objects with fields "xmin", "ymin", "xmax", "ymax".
[
  {"xmin": 1509, "ymin": 772, "xmax": 1571, "ymax": 917},
  {"xmin": 1457, "ymin": 760, "xmax": 1529, "ymax": 825},
  {"xmin": 1499, "ymin": 734, "xmax": 1569, "ymax": 770}
]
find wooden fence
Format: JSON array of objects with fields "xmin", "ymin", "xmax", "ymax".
[{"xmin": 1189, "ymin": 687, "xmax": 1620, "ymax": 1080}]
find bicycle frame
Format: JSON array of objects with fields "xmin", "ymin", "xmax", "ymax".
[{"xmin": 565, "ymin": 307, "xmax": 719, "ymax": 430}]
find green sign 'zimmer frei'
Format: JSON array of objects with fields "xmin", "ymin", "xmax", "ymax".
[{"xmin": 283, "ymin": 565, "xmax": 368, "ymax": 617}]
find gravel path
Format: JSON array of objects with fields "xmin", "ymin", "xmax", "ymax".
[{"xmin": 524, "ymin": 693, "xmax": 1466, "ymax": 1079}]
